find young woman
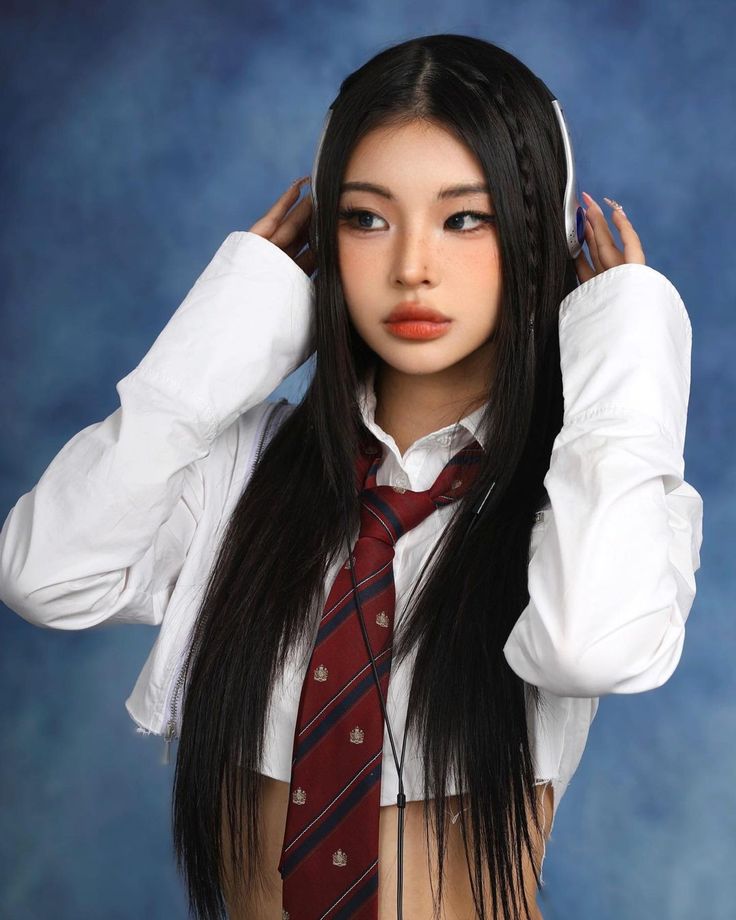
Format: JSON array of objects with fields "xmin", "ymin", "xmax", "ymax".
[{"xmin": 0, "ymin": 34, "xmax": 703, "ymax": 920}]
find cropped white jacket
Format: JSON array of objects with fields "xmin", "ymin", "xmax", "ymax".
[{"xmin": 0, "ymin": 231, "xmax": 704, "ymax": 822}]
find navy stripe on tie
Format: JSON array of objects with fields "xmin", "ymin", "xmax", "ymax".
[
  {"xmin": 280, "ymin": 765, "xmax": 382, "ymax": 877},
  {"xmin": 294, "ymin": 655, "xmax": 392, "ymax": 763},
  {"xmin": 331, "ymin": 868, "xmax": 379, "ymax": 920},
  {"xmin": 455, "ymin": 452, "xmax": 482, "ymax": 468},
  {"xmin": 319, "ymin": 568, "xmax": 394, "ymax": 641},
  {"xmin": 362, "ymin": 490, "xmax": 403, "ymax": 540},
  {"xmin": 301, "ymin": 651, "xmax": 391, "ymax": 736},
  {"xmin": 284, "ymin": 751, "xmax": 382, "ymax": 859}
]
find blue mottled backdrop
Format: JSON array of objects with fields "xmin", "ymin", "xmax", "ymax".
[{"xmin": 1, "ymin": 1, "xmax": 733, "ymax": 918}]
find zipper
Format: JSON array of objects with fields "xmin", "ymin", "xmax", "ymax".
[
  {"xmin": 252, "ymin": 397, "xmax": 287, "ymax": 471},
  {"xmin": 160, "ymin": 398, "xmax": 288, "ymax": 765}
]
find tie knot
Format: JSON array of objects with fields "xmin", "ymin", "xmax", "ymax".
[{"xmin": 356, "ymin": 435, "xmax": 483, "ymax": 546}]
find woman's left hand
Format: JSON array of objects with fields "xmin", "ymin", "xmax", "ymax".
[{"xmin": 574, "ymin": 191, "xmax": 646, "ymax": 284}]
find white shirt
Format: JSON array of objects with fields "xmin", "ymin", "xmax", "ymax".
[{"xmin": 0, "ymin": 231, "xmax": 704, "ymax": 826}]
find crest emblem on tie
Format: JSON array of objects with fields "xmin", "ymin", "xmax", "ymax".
[
  {"xmin": 292, "ymin": 787, "xmax": 307, "ymax": 805},
  {"xmin": 332, "ymin": 848, "xmax": 348, "ymax": 866},
  {"xmin": 376, "ymin": 610, "xmax": 390, "ymax": 628},
  {"xmin": 350, "ymin": 725, "xmax": 364, "ymax": 744},
  {"xmin": 314, "ymin": 664, "xmax": 328, "ymax": 682}
]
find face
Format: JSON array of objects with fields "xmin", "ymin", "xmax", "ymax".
[{"xmin": 336, "ymin": 118, "xmax": 502, "ymax": 385}]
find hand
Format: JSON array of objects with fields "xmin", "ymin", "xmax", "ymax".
[
  {"xmin": 574, "ymin": 191, "xmax": 646, "ymax": 284},
  {"xmin": 248, "ymin": 176, "xmax": 315, "ymax": 277}
]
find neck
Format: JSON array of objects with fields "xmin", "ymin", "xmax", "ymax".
[{"xmin": 372, "ymin": 340, "xmax": 494, "ymax": 456}]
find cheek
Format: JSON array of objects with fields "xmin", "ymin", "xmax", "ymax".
[
  {"xmin": 336, "ymin": 238, "xmax": 371, "ymax": 291},
  {"xmin": 461, "ymin": 242, "xmax": 501, "ymax": 287},
  {"xmin": 454, "ymin": 245, "xmax": 502, "ymax": 319},
  {"xmin": 337, "ymin": 240, "xmax": 376, "ymax": 330}
]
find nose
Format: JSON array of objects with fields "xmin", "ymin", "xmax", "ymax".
[{"xmin": 390, "ymin": 225, "xmax": 439, "ymax": 289}]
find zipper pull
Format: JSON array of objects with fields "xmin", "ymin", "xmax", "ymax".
[{"xmin": 161, "ymin": 720, "xmax": 176, "ymax": 765}]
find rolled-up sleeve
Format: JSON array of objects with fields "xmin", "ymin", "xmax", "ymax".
[
  {"xmin": 0, "ymin": 232, "xmax": 314, "ymax": 630},
  {"xmin": 502, "ymin": 263, "xmax": 704, "ymax": 697}
]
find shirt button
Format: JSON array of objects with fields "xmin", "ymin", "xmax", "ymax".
[{"xmin": 392, "ymin": 473, "xmax": 409, "ymax": 492}]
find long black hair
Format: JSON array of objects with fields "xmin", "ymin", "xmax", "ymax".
[{"xmin": 172, "ymin": 32, "xmax": 579, "ymax": 920}]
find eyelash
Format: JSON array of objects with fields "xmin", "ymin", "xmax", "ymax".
[{"xmin": 337, "ymin": 207, "xmax": 497, "ymax": 234}]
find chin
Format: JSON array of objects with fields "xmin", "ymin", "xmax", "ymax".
[{"xmin": 377, "ymin": 354, "xmax": 467, "ymax": 377}]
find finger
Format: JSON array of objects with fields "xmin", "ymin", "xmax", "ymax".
[
  {"xmin": 582, "ymin": 193, "xmax": 624, "ymax": 269},
  {"xmin": 248, "ymin": 177, "xmax": 310, "ymax": 236},
  {"xmin": 584, "ymin": 211, "xmax": 602, "ymax": 272},
  {"xmin": 248, "ymin": 179, "xmax": 308, "ymax": 237},
  {"xmin": 574, "ymin": 246, "xmax": 595, "ymax": 285},
  {"xmin": 267, "ymin": 188, "xmax": 313, "ymax": 251},
  {"xmin": 607, "ymin": 205, "xmax": 646, "ymax": 265},
  {"xmin": 280, "ymin": 219, "xmax": 312, "ymax": 261},
  {"xmin": 250, "ymin": 185, "xmax": 312, "ymax": 255}
]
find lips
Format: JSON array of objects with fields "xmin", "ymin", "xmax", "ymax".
[{"xmin": 385, "ymin": 302, "xmax": 450, "ymax": 323}]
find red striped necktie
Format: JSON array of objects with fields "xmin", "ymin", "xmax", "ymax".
[{"xmin": 278, "ymin": 431, "xmax": 483, "ymax": 919}]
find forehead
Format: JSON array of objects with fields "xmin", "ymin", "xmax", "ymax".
[{"xmin": 341, "ymin": 120, "xmax": 490, "ymax": 198}]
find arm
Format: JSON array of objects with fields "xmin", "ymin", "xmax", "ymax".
[
  {"xmin": 502, "ymin": 262, "xmax": 704, "ymax": 697},
  {"xmin": 0, "ymin": 231, "xmax": 314, "ymax": 630}
]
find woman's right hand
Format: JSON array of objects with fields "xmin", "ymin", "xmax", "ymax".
[{"xmin": 248, "ymin": 176, "xmax": 315, "ymax": 278}]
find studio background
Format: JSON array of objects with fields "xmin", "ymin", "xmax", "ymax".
[{"xmin": 1, "ymin": 1, "xmax": 732, "ymax": 918}]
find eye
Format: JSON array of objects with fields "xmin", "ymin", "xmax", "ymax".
[
  {"xmin": 445, "ymin": 211, "xmax": 497, "ymax": 232},
  {"xmin": 338, "ymin": 208, "xmax": 387, "ymax": 231},
  {"xmin": 338, "ymin": 208, "xmax": 497, "ymax": 234}
]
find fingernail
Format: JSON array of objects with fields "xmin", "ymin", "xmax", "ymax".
[
  {"xmin": 581, "ymin": 191, "xmax": 593, "ymax": 204},
  {"xmin": 603, "ymin": 196, "xmax": 625, "ymax": 213}
]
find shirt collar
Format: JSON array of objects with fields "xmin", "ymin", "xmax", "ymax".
[{"xmin": 356, "ymin": 363, "xmax": 487, "ymax": 453}]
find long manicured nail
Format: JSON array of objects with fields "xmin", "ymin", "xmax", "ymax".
[{"xmin": 603, "ymin": 196, "xmax": 626, "ymax": 216}]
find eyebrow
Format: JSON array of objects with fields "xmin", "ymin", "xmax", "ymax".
[{"xmin": 339, "ymin": 181, "xmax": 492, "ymax": 201}]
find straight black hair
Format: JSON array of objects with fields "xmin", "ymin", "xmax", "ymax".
[{"xmin": 172, "ymin": 32, "xmax": 579, "ymax": 920}]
